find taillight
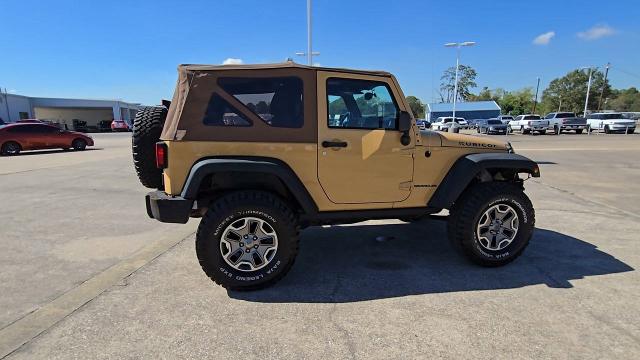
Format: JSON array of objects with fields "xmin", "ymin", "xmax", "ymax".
[{"xmin": 155, "ymin": 142, "xmax": 168, "ymax": 169}]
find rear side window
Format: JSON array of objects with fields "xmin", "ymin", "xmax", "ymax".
[
  {"xmin": 218, "ymin": 77, "xmax": 304, "ymax": 128},
  {"xmin": 203, "ymin": 94, "xmax": 252, "ymax": 127}
]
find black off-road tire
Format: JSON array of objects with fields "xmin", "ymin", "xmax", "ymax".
[
  {"xmin": 447, "ymin": 182, "xmax": 535, "ymax": 267},
  {"xmin": 132, "ymin": 106, "xmax": 167, "ymax": 189},
  {"xmin": 196, "ymin": 191, "xmax": 300, "ymax": 291},
  {"xmin": 575, "ymin": 129, "xmax": 583, "ymax": 134}
]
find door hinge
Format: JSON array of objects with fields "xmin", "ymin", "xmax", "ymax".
[{"xmin": 399, "ymin": 181, "xmax": 412, "ymax": 190}]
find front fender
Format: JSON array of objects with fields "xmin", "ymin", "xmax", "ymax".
[{"xmin": 427, "ymin": 152, "xmax": 539, "ymax": 210}]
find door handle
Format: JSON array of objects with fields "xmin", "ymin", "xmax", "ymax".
[{"xmin": 322, "ymin": 140, "xmax": 348, "ymax": 148}]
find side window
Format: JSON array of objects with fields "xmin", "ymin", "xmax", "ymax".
[
  {"xmin": 218, "ymin": 77, "xmax": 304, "ymax": 128},
  {"xmin": 203, "ymin": 93, "xmax": 252, "ymax": 127},
  {"xmin": 515, "ymin": 116, "xmax": 523, "ymax": 121},
  {"xmin": 545, "ymin": 114, "xmax": 554, "ymax": 119},
  {"xmin": 326, "ymin": 78, "xmax": 399, "ymax": 130}
]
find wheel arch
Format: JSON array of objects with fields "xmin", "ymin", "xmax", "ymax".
[
  {"xmin": 427, "ymin": 152, "xmax": 540, "ymax": 210},
  {"xmin": 182, "ymin": 157, "xmax": 318, "ymax": 215}
]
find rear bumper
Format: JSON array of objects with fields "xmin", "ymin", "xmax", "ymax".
[
  {"xmin": 145, "ymin": 191, "xmax": 193, "ymax": 224},
  {"xmin": 561, "ymin": 124, "xmax": 587, "ymax": 130}
]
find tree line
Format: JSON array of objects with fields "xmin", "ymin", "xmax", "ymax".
[{"xmin": 405, "ymin": 65, "xmax": 640, "ymax": 118}]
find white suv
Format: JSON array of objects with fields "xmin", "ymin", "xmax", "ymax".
[
  {"xmin": 587, "ymin": 113, "xmax": 636, "ymax": 134},
  {"xmin": 432, "ymin": 117, "xmax": 464, "ymax": 132}
]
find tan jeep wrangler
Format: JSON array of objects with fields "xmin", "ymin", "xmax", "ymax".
[{"xmin": 132, "ymin": 62, "xmax": 540, "ymax": 290}]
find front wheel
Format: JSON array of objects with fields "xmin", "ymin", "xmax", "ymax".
[
  {"xmin": 196, "ymin": 191, "xmax": 300, "ymax": 290},
  {"xmin": 447, "ymin": 182, "xmax": 535, "ymax": 267},
  {"xmin": 604, "ymin": 125, "xmax": 611, "ymax": 134},
  {"xmin": 575, "ymin": 129, "xmax": 583, "ymax": 134}
]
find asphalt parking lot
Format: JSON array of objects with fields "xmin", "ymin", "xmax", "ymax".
[{"xmin": 1, "ymin": 131, "xmax": 639, "ymax": 359}]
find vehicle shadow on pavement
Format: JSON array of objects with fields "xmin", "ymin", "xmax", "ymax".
[
  {"xmin": 9, "ymin": 148, "xmax": 103, "ymax": 156},
  {"xmin": 230, "ymin": 220, "xmax": 633, "ymax": 303}
]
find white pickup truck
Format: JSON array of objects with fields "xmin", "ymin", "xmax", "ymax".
[
  {"xmin": 508, "ymin": 114, "xmax": 549, "ymax": 134},
  {"xmin": 586, "ymin": 113, "xmax": 636, "ymax": 134},
  {"xmin": 544, "ymin": 112, "xmax": 588, "ymax": 134}
]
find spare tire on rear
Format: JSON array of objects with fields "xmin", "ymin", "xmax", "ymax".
[{"xmin": 132, "ymin": 106, "xmax": 167, "ymax": 189}]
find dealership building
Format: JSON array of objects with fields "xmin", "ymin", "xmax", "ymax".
[
  {"xmin": 0, "ymin": 93, "xmax": 140, "ymax": 131},
  {"xmin": 426, "ymin": 101, "xmax": 501, "ymax": 121}
]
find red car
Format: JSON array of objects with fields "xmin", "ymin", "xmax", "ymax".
[
  {"xmin": 0, "ymin": 123, "xmax": 94, "ymax": 155},
  {"xmin": 111, "ymin": 119, "xmax": 130, "ymax": 132}
]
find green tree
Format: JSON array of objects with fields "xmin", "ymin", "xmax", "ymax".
[
  {"xmin": 440, "ymin": 65, "xmax": 478, "ymax": 102},
  {"xmin": 540, "ymin": 69, "xmax": 611, "ymax": 115},
  {"xmin": 607, "ymin": 87, "xmax": 640, "ymax": 112},
  {"xmin": 405, "ymin": 95, "xmax": 425, "ymax": 118},
  {"xmin": 498, "ymin": 88, "xmax": 536, "ymax": 116}
]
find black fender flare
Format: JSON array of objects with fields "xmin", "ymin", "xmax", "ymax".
[
  {"xmin": 181, "ymin": 157, "xmax": 318, "ymax": 214},
  {"xmin": 427, "ymin": 152, "xmax": 540, "ymax": 210}
]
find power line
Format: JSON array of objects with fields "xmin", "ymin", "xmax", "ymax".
[{"xmin": 611, "ymin": 67, "xmax": 640, "ymax": 80}]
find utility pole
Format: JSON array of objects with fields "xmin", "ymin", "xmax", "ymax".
[
  {"xmin": 582, "ymin": 67, "xmax": 597, "ymax": 117},
  {"xmin": 597, "ymin": 62, "xmax": 610, "ymax": 111},
  {"xmin": 532, "ymin": 77, "xmax": 540, "ymax": 113}
]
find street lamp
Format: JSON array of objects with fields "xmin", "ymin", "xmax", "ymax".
[
  {"xmin": 444, "ymin": 41, "xmax": 476, "ymax": 120},
  {"xmin": 581, "ymin": 66, "xmax": 597, "ymax": 117},
  {"xmin": 295, "ymin": 0, "xmax": 319, "ymax": 65}
]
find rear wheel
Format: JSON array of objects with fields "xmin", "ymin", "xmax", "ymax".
[
  {"xmin": 626, "ymin": 128, "xmax": 635, "ymax": 134},
  {"xmin": 604, "ymin": 125, "xmax": 611, "ymax": 134},
  {"xmin": 448, "ymin": 182, "xmax": 535, "ymax": 266},
  {"xmin": 132, "ymin": 106, "xmax": 167, "ymax": 189},
  {"xmin": 196, "ymin": 191, "xmax": 300, "ymax": 290},
  {"xmin": 72, "ymin": 138, "xmax": 87, "ymax": 151},
  {"xmin": 522, "ymin": 129, "xmax": 530, "ymax": 134},
  {"xmin": 1, "ymin": 141, "xmax": 21, "ymax": 156},
  {"xmin": 575, "ymin": 129, "xmax": 583, "ymax": 134}
]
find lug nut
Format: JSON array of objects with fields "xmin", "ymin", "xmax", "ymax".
[
  {"xmin": 243, "ymin": 235, "xmax": 248, "ymax": 239},
  {"xmin": 254, "ymin": 245, "xmax": 259, "ymax": 249},
  {"xmin": 253, "ymin": 236, "xmax": 258, "ymax": 240},
  {"xmin": 245, "ymin": 249, "xmax": 250, "ymax": 253},
  {"xmin": 240, "ymin": 242, "xmax": 244, "ymax": 247}
]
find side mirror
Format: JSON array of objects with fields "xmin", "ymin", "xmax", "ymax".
[
  {"xmin": 398, "ymin": 111, "xmax": 411, "ymax": 132},
  {"xmin": 398, "ymin": 111, "xmax": 412, "ymax": 145}
]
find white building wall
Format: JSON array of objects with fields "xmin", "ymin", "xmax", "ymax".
[{"xmin": 0, "ymin": 94, "xmax": 33, "ymax": 122}]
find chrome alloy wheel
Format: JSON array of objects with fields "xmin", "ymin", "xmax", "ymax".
[
  {"xmin": 220, "ymin": 217, "xmax": 278, "ymax": 272},
  {"xmin": 476, "ymin": 204, "xmax": 519, "ymax": 251}
]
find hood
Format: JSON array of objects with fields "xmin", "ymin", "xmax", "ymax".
[{"xmin": 431, "ymin": 131, "xmax": 508, "ymax": 151}]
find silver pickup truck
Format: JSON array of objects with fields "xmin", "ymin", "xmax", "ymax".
[{"xmin": 544, "ymin": 112, "xmax": 588, "ymax": 134}]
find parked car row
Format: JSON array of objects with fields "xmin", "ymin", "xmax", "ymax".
[{"xmin": 452, "ymin": 112, "xmax": 636, "ymax": 136}]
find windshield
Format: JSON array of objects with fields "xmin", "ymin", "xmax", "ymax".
[
  {"xmin": 524, "ymin": 115, "xmax": 541, "ymax": 120},
  {"xmin": 600, "ymin": 113, "xmax": 624, "ymax": 119},
  {"xmin": 487, "ymin": 120, "xmax": 502, "ymax": 125},
  {"xmin": 557, "ymin": 112, "xmax": 576, "ymax": 118}
]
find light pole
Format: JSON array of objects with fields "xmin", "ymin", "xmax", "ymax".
[
  {"xmin": 444, "ymin": 41, "xmax": 475, "ymax": 120},
  {"xmin": 581, "ymin": 66, "xmax": 597, "ymax": 117},
  {"xmin": 532, "ymin": 77, "xmax": 540, "ymax": 114},
  {"xmin": 295, "ymin": 0, "xmax": 319, "ymax": 65}
]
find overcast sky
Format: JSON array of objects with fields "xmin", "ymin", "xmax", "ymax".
[{"xmin": 1, "ymin": 0, "xmax": 638, "ymax": 104}]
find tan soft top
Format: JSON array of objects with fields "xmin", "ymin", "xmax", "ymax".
[
  {"xmin": 161, "ymin": 62, "xmax": 393, "ymax": 141},
  {"xmin": 178, "ymin": 62, "xmax": 392, "ymax": 77}
]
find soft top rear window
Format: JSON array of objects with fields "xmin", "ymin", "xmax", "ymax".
[{"xmin": 218, "ymin": 77, "xmax": 304, "ymax": 128}]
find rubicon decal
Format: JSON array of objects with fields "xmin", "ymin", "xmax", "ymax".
[{"xmin": 459, "ymin": 141, "xmax": 498, "ymax": 148}]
